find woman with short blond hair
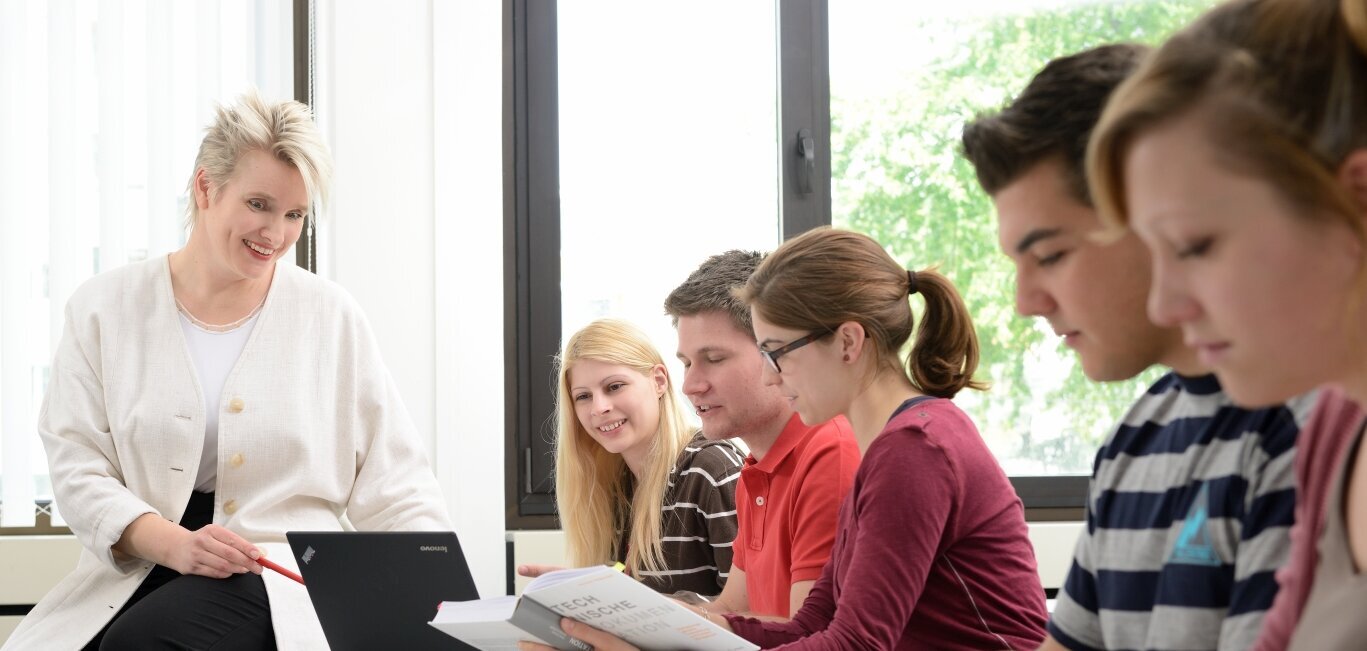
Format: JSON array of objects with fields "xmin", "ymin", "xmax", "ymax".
[{"xmin": 5, "ymin": 92, "xmax": 451, "ymax": 650}]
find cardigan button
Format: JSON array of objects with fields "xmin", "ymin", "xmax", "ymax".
[
  {"xmin": 755, "ymin": 496, "xmax": 765, "ymax": 507},
  {"xmin": 230, "ymin": 453, "xmax": 244, "ymax": 468},
  {"xmin": 224, "ymin": 499, "xmax": 239, "ymax": 515},
  {"xmin": 227, "ymin": 397, "xmax": 245, "ymax": 413}
]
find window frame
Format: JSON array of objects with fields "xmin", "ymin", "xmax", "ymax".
[
  {"xmin": 294, "ymin": 0, "xmax": 316, "ymax": 272},
  {"xmin": 503, "ymin": 0, "xmax": 563, "ymax": 528},
  {"xmin": 503, "ymin": 0, "xmax": 1086, "ymax": 529},
  {"xmin": 502, "ymin": 0, "xmax": 840, "ymax": 528}
]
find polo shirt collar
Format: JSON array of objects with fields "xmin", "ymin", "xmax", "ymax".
[{"xmin": 746, "ymin": 412, "xmax": 810, "ymax": 474}]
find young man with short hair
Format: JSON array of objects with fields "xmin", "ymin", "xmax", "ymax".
[
  {"xmin": 664, "ymin": 250, "xmax": 860, "ymax": 618},
  {"xmin": 961, "ymin": 44, "xmax": 1310, "ymax": 651}
]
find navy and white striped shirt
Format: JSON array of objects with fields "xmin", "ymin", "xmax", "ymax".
[{"xmin": 1050, "ymin": 373, "xmax": 1313, "ymax": 651}]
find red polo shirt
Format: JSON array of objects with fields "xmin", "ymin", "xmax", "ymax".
[{"xmin": 732, "ymin": 413, "xmax": 860, "ymax": 617}]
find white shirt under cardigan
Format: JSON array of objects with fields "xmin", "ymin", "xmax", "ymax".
[
  {"xmin": 179, "ymin": 310, "xmax": 261, "ymax": 491},
  {"xmin": 5, "ymin": 256, "xmax": 453, "ymax": 651}
]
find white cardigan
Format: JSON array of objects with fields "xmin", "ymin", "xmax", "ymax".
[{"xmin": 4, "ymin": 257, "xmax": 452, "ymax": 650}]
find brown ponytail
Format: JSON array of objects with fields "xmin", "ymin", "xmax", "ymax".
[
  {"xmin": 908, "ymin": 269, "xmax": 987, "ymax": 398},
  {"xmin": 738, "ymin": 227, "xmax": 986, "ymax": 400}
]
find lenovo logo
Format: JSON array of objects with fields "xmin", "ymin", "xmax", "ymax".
[
  {"xmin": 302, "ymin": 546, "xmax": 316, "ymax": 565},
  {"xmin": 420, "ymin": 545, "xmax": 449, "ymax": 553}
]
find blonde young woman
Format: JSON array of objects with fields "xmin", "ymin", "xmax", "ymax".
[
  {"xmin": 554, "ymin": 318, "xmax": 743, "ymax": 597},
  {"xmin": 1086, "ymin": 0, "xmax": 1367, "ymax": 648},
  {"xmin": 5, "ymin": 93, "xmax": 450, "ymax": 651}
]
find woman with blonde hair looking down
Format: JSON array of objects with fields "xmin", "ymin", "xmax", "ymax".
[
  {"xmin": 554, "ymin": 318, "xmax": 742, "ymax": 597},
  {"xmin": 1086, "ymin": 0, "xmax": 1367, "ymax": 647}
]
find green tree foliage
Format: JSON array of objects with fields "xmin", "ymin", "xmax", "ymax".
[{"xmin": 832, "ymin": 0, "xmax": 1216, "ymax": 473}]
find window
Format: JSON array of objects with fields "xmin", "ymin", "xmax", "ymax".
[
  {"xmin": 505, "ymin": 0, "xmax": 828, "ymax": 524},
  {"xmin": 827, "ymin": 0, "xmax": 1218, "ymax": 487},
  {"xmin": 555, "ymin": 0, "xmax": 783, "ymax": 462},
  {"xmin": 0, "ymin": 0, "xmax": 298, "ymax": 528},
  {"xmin": 506, "ymin": 0, "xmax": 1218, "ymax": 523}
]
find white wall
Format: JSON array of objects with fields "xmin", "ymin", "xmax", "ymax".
[
  {"xmin": 0, "ymin": 536, "xmax": 81, "ymax": 644},
  {"xmin": 313, "ymin": 0, "xmax": 505, "ymax": 597},
  {"xmin": 431, "ymin": 0, "xmax": 508, "ymax": 599},
  {"xmin": 508, "ymin": 523, "xmax": 1081, "ymax": 596}
]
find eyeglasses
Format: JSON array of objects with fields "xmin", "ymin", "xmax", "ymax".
[{"xmin": 760, "ymin": 329, "xmax": 832, "ymax": 374}]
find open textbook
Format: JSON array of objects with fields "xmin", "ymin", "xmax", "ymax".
[{"xmin": 429, "ymin": 565, "xmax": 759, "ymax": 651}]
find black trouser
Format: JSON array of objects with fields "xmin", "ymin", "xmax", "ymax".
[{"xmin": 83, "ymin": 491, "xmax": 277, "ymax": 650}]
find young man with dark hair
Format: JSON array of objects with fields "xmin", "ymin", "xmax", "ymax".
[
  {"xmin": 664, "ymin": 250, "xmax": 860, "ymax": 619},
  {"xmin": 962, "ymin": 44, "xmax": 1309, "ymax": 651}
]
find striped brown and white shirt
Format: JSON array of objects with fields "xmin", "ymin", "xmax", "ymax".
[{"xmin": 619, "ymin": 432, "xmax": 743, "ymax": 597}]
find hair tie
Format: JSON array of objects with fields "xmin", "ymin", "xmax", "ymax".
[{"xmin": 906, "ymin": 269, "xmax": 919, "ymax": 296}]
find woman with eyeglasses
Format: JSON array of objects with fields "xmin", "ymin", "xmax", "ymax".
[
  {"xmin": 723, "ymin": 226, "xmax": 1047, "ymax": 649},
  {"xmin": 551, "ymin": 318, "xmax": 743, "ymax": 598},
  {"xmin": 521, "ymin": 229, "xmax": 1047, "ymax": 651}
]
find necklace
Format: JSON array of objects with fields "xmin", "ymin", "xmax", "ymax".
[{"xmin": 175, "ymin": 295, "xmax": 267, "ymax": 333}]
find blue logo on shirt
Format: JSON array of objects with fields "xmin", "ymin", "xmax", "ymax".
[{"xmin": 1170, "ymin": 483, "xmax": 1222, "ymax": 566}]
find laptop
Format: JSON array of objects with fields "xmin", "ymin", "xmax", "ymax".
[{"xmin": 287, "ymin": 531, "xmax": 481, "ymax": 650}]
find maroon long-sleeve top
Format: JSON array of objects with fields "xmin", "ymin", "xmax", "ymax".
[{"xmin": 725, "ymin": 397, "xmax": 1048, "ymax": 650}]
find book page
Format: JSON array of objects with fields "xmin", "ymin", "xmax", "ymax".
[
  {"xmin": 526, "ymin": 568, "xmax": 757, "ymax": 651},
  {"xmin": 525, "ymin": 565, "xmax": 618, "ymax": 592},
  {"xmin": 428, "ymin": 619, "xmax": 533, "ymax": 651},
  {"xmin": 431, "ymin": 597, "xmax": 567, "ymax": 651},
  {"xmin": 431, "ymin": 595, "xmax": 519, "ymax": 624}
]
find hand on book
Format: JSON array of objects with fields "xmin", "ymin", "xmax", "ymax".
[
  {"xmin": 683, "ymin": 603, "xmax": 736, "ymax": 633},
  {"xmin": 516, "ymin": 618, "xmax": 641, "ymax": 651},
  {"xmin": 518, "ymin": 564, "xmax": 567, "ymax": 578},
  {"xmin": 432, "ymin": 565, "xmax": 755, "ymax": 650}
]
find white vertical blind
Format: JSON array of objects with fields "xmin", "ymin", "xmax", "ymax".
[
  {"xmin": 0, "ymin": 0, "xmax": 35, "ymax": 528},
  {"xmin": 0, "ymin": 0, "xmax": 293, "ymax": 528}
]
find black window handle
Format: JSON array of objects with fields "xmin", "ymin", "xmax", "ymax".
[{"xmin": 796, "ymin": 128, "xmax": 815, "ymax": 195}]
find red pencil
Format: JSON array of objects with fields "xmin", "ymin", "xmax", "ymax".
[{"xmin": 258, "ymin": 556, "xmax": 305, "ymax": 585}]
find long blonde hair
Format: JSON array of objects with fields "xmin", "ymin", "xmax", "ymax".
[{"xmin": 554, "ymin": 319, "xmax": 694, "ymax": 576}]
